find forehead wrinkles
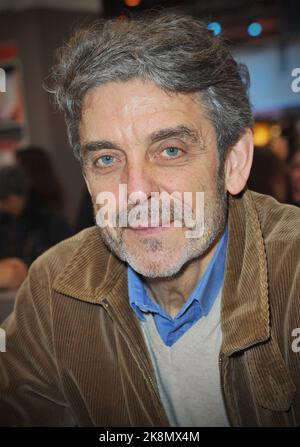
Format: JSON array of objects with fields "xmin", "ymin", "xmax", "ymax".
[
  {"xmin": 82, "ymin": 81, "xmax": 169, "ymax": 114},
  {"xmin": 80, "ymin": 81, "xmax": 214, "ymax": 148}
]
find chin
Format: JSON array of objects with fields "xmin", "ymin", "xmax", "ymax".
[
  {"xmin": 127, "ymin": 259, "xmax": 183, "ymax": 279},
  {"xmin": 123, "ymin": 244, "xmax": 192, "ymax": 279}
]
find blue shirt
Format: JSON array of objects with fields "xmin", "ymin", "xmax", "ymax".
[{"xmin": 128, "ymin": 226, "xmax": 228, "ymax": 347}]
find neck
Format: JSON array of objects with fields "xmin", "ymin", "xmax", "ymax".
[{"xmin": 144, "ymin": 236, "xmax": 221, "ymax": 318}]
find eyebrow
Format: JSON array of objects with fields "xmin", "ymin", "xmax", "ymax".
[
  {"xmin": 81, "ymin": 124, "xmax": 201, "ymax": 155},
  {"xmin": 81, "ymin": 140, "xmax": 122, "ymax": 154},
  {"xmin": 147, "ymin": 125, "xmax": 200, "ymax": 145}
]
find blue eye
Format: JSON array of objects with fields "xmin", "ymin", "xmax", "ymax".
[
  {"xmin": 163, "ymin": 147, "xmax": 181, "ymax": 157},
  {"xmin": 97, "ymin": 155, "xmax": 115, "ymax": 166}
]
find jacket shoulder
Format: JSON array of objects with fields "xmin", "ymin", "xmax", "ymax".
[
  {"xmin": 249, "ymin": 192, "xmax": 300, "ymax": 330},
  {"xmin": 30, "ymin": 226, "xmax": 99, "ymax": 280},
  {"xmin": 249, "ymin": 191, "xmax": 300, "ymax": 245}
]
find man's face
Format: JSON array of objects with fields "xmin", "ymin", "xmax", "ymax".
[{"xmin": 80, "ymin": 79, "xmax": 227, "ymax": 278}]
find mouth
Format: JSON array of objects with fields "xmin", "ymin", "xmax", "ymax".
[{"xmin": 128, "ymin": 225, "xmax": 172, "ymax": 236}]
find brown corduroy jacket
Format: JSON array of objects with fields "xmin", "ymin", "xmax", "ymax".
[{"xmin": 0, "ymin": 190, "xmax": 300, "ymax": 427}]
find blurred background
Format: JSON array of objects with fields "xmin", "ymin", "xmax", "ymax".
[{"xmin": 0, "ymin": 0, "xmax": 300, "ymax": 305}]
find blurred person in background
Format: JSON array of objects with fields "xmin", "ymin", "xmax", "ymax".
[
  {"xmin": 74, "ymin": 188, "xmax": 94, "ymax": 232},
  {"xmin": 0, "ymin": 258, "xmax": 28, "ymax": 290},
  {"xmin": 0, "ymin": 155, "xmax": 71, "ymax": 289},
  {"xmin": 16, "ymin": 145, "xmax": 64, "ymax": 212},
  {"xmin": 0, "ymin": 166, "xmax": 29, "ymax": 289},
  {"xmin": 247, "ymin": 146, "xmax": 287, "ymax": 202},
  {"xmin": 288, "ymin": 148, "xmax": 300, "ymax": 207}
]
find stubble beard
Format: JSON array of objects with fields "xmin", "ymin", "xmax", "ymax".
[{"xmin": 94, "ymin": 173, "xmax": 228, "ymax": 279}]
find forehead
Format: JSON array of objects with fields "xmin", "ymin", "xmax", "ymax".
[{"xmin": 80, "ymin": 79, "xmax": 215, "ymax": 143}]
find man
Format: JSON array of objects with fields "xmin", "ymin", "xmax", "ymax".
[{"xmin": 0, "ymin": 13, "xmax": 299, "ymax": 427}]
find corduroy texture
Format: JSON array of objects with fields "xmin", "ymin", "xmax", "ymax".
[{"xmin": 0, "ymin": 189, "xmax": 299, "ymax": 426}]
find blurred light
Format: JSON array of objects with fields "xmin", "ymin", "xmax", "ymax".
[
  {"xmin": 253, "ymin": 122, "xmax": 271, "ymax": 147},
  {"xmin": 208, "ymin": 22, "xmax": 222, "ymax": 36},
  {"xmin": 125, "ymin": 0, "xmax": 141, "ymax": 6},
  {"xmin": 248, "ymin": 22, "xmax": 263, "ymax": 37}
]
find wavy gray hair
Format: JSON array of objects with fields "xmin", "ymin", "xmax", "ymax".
[{"xmin": 49, "ymin": 13, "xmax": 253, "ymax": 162}]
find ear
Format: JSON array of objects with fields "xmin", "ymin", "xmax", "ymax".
[{"xmin": 224, "ymin": 128, "xmax": 254, "ymax": 195}]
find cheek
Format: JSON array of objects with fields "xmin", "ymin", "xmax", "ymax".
[{"xmin": 185, "ymin": 162, "xmax": 217, "ymax": 193}]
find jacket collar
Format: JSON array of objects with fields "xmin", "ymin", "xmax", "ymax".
[{"xmin": 53, "ymin": 189, "xmax": 270, "ymax": 357}]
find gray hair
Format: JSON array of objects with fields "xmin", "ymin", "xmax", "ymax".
[{"xmin": 49, "ymin": 12, "xmax": 253, "ymax": 162}]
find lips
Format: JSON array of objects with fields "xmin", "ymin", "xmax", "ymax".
[
  {"xmin": 128, "ymin": 225, "xmax": 170, "ymax": 236},
  {"xmin": 133, "ymin": 223, "xmax": 171, "ymax": 229}
]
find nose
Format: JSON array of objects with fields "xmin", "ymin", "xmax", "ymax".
[{"xmin": 123, "ymin": 159, "xmax": 158, "ymax": 206}]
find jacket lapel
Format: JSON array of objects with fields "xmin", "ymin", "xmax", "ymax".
[
  {"xmin": 221, "ymin": 190, "xmax": 270, "ymax": 356},
  {"xmin": 221, "ymin": 190, "xmax": 296, "ymax": 413}
]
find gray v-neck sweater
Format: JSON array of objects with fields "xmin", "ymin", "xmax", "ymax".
[{"xmin": 139, "ymin": 289, "xmax": 230, "ymax": 427}]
